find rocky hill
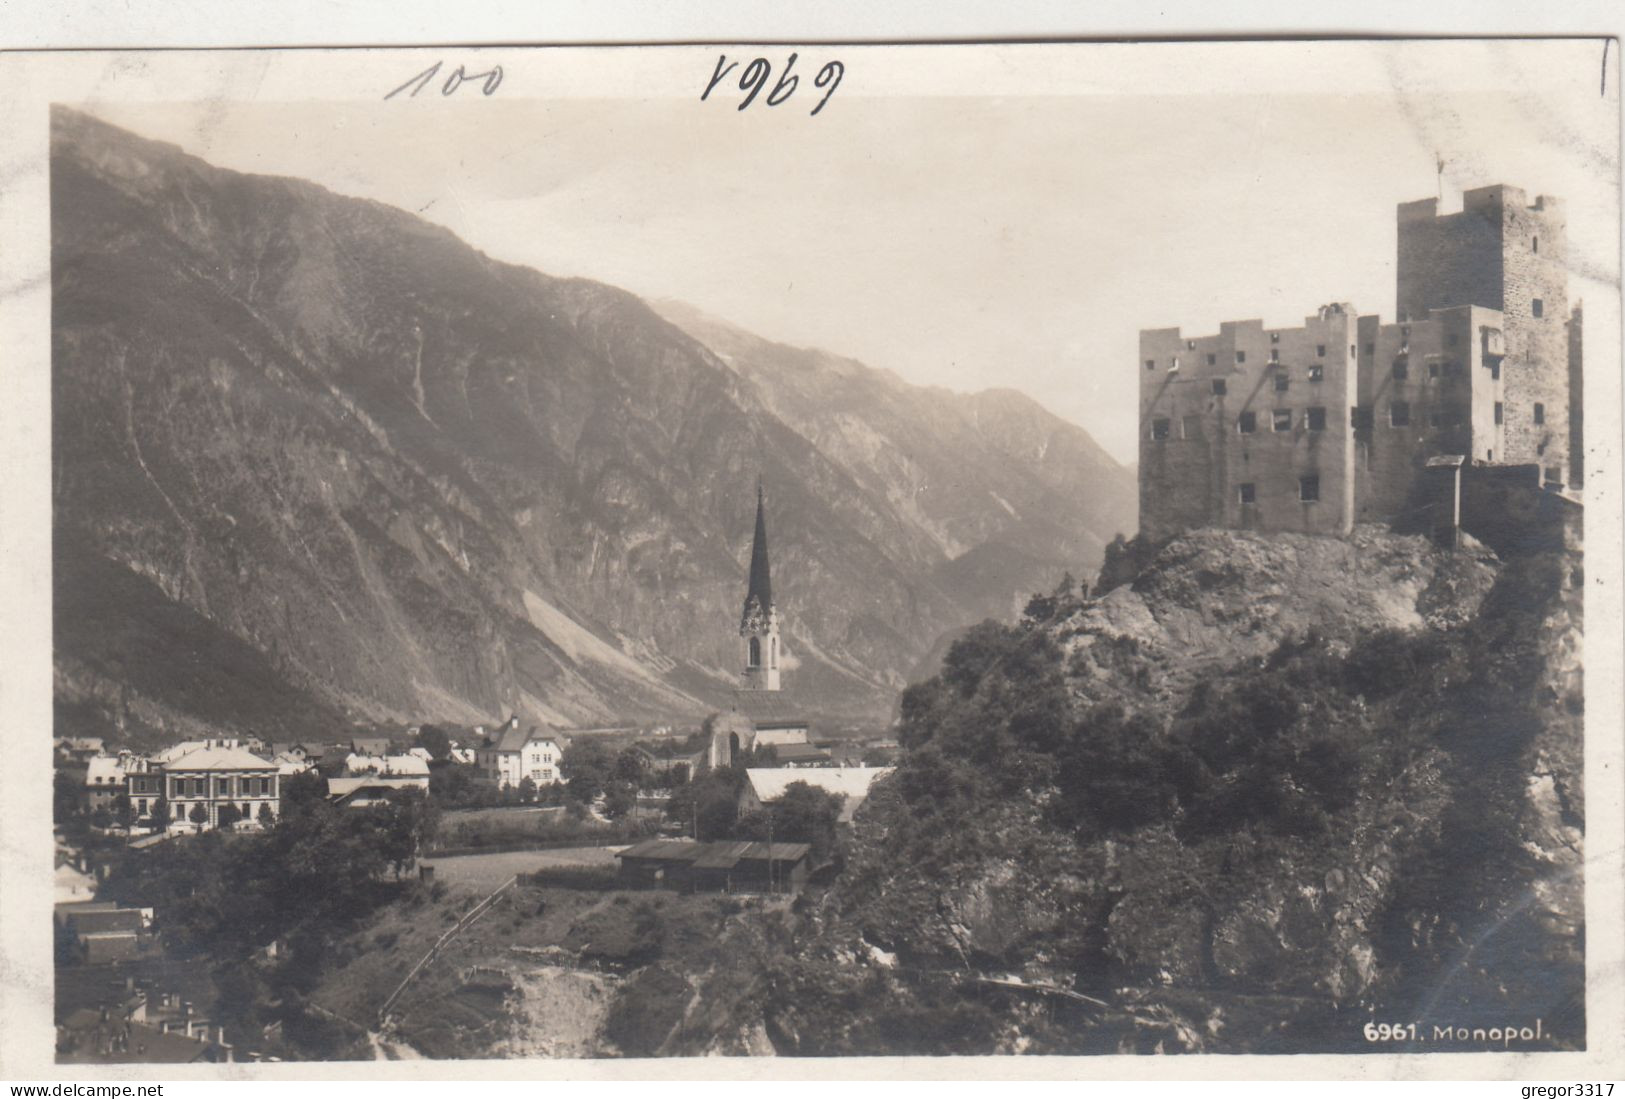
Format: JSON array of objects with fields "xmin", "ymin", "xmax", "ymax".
[
  {"xmin": 50, "ymin": 107, "xmax": 1135, "ymax": 742},
  {"xmin": 761, "ymin": 524, "xmax": 1584, "ymax": 1054}
]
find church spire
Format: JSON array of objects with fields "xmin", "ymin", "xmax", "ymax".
[
  {"xmin": 746, "ymin": 481, "xmax": 772, "ymax": 611},
  {"xmin": 739, "ymin": 480, "xmax": 780, "ymax": 691}
]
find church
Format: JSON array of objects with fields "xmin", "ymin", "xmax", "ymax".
[{"xmin": 705, "ymin": 484, "xmax": 813, "ymax": 769}]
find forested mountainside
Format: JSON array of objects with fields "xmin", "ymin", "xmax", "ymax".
[
  {"xmin": 51, "ymin": 106, "xmax": 1135, "ymax": 742},
  {"xmin": 762, "ymin": 525, "xmax": 1584, "ymax": 1054}
]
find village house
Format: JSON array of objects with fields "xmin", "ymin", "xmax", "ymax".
[
  {"xmin": 162, "ymin": 744, "xmax": 280, "ymax": 831},
  {"xmin": 476, "ymin": 716, "xmax": 565, "ymax": 789},
  {"xmin": 82, "ymin": 755, "xmax": 127, "ymax": 815},
  {"xmin": 614, "ymin": 838, "xmax": 812, "ymax": 894},
  {"xmin": 124, "ymin": 757, "xmax": 163, "ymax": 823},
  {"xmin": 739, "ymin": 766, "xmax": 895, "ymax": 824}
]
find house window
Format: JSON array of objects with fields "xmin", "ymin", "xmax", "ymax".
[
  {"xmin": 1494, "ymin": 402, "xmax": 1503, "ymax": 425},
  {"xmin": 1274, "ymin": 372, "xmax": 1289, "ymax": 392},
  {"xmin": 1393, "ymin": 358, "xmax": 1408, "ymax": 380},
  {"xmin": 1269, "ymin": 348, "xmax": 1279, "ymax": 364},
  {"xmin": 1207, "ymin": 353, "xmax": 1217, "ymax": 366},
  {"xmin": 1270, "ymin": 332, "xmax": 1280, "ymax": 343},
  {"xmin": 1428, "ymin": 361, "xmax": 1440, "ymax": 379},
  {"xmin": 1236, "ymin": 351, "xmax": 1246, "ymax": 364},
  {"xmin": 1534, "ymin": 403, "xmax": 1545, "ymax": 424},
  {"xmin": 1532, "ymin": 298, "xmax": 1544, "ymax": 318},
  {"xmin": 1307, "ymin": 407, "xmax": 1327, "ymax": 431},
  {"xmin": 1238, "ymin": 411, "xmax": 1257, "ymax": 434},
  {"xmin": 1144, "ymin": 359, "xmax": 1156, "ymax": 371},
  {"xmin": 1390, "ymin": 401, "xmax": 1411, "ymax": 427},
  {"xmin": 1308, "ymin": 365, "xmax": 1324, "ymax": 382},
  {"xmin": 1490, "ymin": 359, "xmax": 1501, "ymax": 381},
  {"xmin": 1272, "ymin": 409, "xmax": 1292, "ymax": 432},
  {"xmin": 1238, "ymin": 482, "xmax": 1256, "ymax": 504},
  {"xmin": 1181, "ymin": 414, "xmax": 1200, "ymax": 439},
  {"xmin": 1186, "ymin": 340, "xmax": 1196, "ymax": 350},
  {"xmin": 1211, "ymin": 379, "xmax": 1227, "ymax": 396},
  {"xmin": 1299, "ymin": 475, "xmax": 1321, "ymax": 502},
  {"xmin": 1352, "ymin": 405, "xmax": 1372, "ymax": 430},
  {"xmin": 1151, "ymin": 418, "xmax": 1171, "ymax": 440},
  {"xmin": 1316, "ymin": 344, "xmax": 1326, "ymax": 357}
]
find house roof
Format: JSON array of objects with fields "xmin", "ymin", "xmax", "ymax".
[
  {"xmin": 490, "ymin": 723, "xmax": 561, "ymax": 754},
  {"xmin": 768, "ymin": 742, "xmax": 830, "ymax": 762},
  {"xmin": 326, "ymin": 776, "xmax": 428, "ymax": 799},
  {"xmin": 616, "ymin": 838, "xmax": 706, "ymax": 862},
  {"xmin": 729, "ymin": 690, "xmax": 809, "ymax": 727},
  {"xmin": 693, "ymin": 840, "xmax": 809, "ymax": 870},
  {"xmin": 745, "ymin": 766, "xmax": 894, "ymax": 822},
  {"xmin": 164, "ymin": 745, "xmax": 276, "ymax": 772},
  {"xmin": 84, "ymin": 756, "xmax": 126, "ymax": 784}
]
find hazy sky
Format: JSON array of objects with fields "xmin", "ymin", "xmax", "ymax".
[{"xmin": 83, "ymin": 41, "xmax": 1618, "ymax": 465}]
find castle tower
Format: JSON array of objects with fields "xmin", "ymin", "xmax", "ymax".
[
  {"xmin": 739, "ymin": 484, "xmax": 780, "ymax": 691},
  {"xmin": 1397, "ymin": 185, "xmax": 1571, "ymax": 483}
]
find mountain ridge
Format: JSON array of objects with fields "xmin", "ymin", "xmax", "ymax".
[{"xmin": 51, "ymin": 106, "xmax": 1137, "ymax": 742}]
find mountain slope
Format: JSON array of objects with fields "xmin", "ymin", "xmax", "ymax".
[{"xmin": 51, "ymin": 107, "xmax": 1136, "ymax": 738}]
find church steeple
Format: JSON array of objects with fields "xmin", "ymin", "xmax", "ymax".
[{"xmin": 739, "ymin": 481, "xmax": 781, "ymax": 691}]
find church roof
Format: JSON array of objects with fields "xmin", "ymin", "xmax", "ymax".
[
  {"xmin": 746, "ymin": 484, "xmax": 772, "ymax": 610},
  {"xmin": 730, "ymin": 690, "xmax": 808, "ymax": 727}
]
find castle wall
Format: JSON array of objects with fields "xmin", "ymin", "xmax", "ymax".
[
  {"xmin": 1356, "ymin": 305, "xmax": 1504, "ymax": 522},
  {"xmin": 1140, "ymin": 308, "xmax": 1360, "ymax": 539}
]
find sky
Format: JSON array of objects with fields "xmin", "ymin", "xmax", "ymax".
[{"xmin": 82, "ymin": 40, "xmax": 1618, "ymax": 466}]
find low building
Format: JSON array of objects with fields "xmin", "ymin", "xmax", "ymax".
[
  {"xmin": 614, "ymin": 838, "xmax": 811, "ymax": 893},
  {"xmin": 765, "ymin": 742, "xmax": 831, "ymax": 768},
  {"xmin": 83, "ymin": 755, "xmax": 127, "ymax": 814},
  {"xmin": 326, "ymin": 775, "xmax": 430, "ymax": 809}
]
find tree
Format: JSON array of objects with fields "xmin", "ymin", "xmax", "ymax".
[
  {"xmin": 53, "ymin": 769, "xmax": 84, "ymax": 825},
  {"xmin": 562, "ymin": 740, "xmax": 614, "ymax": 803},
  {"xmin": 280, "ymin": 771, "xmax": 328, "ymax": 818},
  {"xmin": 428, "ymin": 761, "xmax": 483, "ymax": 808},
  {"xmin": 603, "ymin": 780, "xmax": 638, "ymax": 820},
  {"xmin": 745, "ymin": 780, "xmax": 845, "ymax": 860},
  {"xmin": 257, "ymin": 802, "xmax": 276, "ymax": 828},
  {"xmin": 518, "ymin": 777, "xmax": 538, "ymax": 804},
  {"xmin": 613, "ymin": 747, "xmax": 648, "ymax": 787},
  {"xmin": 413, "ymin": 725, "xmax": 453, "ymax": 762},
  {"xmin": 217, "ymin": 802, "xmax": 243, "ymax": 830},
  {"xmin": 112, "ymin": 794, "xmax": 134, "ymax": 832},
  {"xmin": 188, "ymin": 803, "xmax": 209, "ymax": 828},
  {"xmin": 149, "ymin": 797, "xmax": 171, "ymax": 833}
]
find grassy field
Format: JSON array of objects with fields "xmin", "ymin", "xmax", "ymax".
[{"xmin": 425, "ymin": 846, "xmax": 621, "ymax": 892}]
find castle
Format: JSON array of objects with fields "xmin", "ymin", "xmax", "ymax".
[{"xmin": 1138, "ymin": 185, "xmax": 1582, "ymax": 542}]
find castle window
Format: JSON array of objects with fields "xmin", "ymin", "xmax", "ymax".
[
  {"xmin": 1187, "ymin": 340, "xmax": 1196, "ymax": 350},
  {"xmin": 1270, "ymin": 332, "xmax": 1280, "ymax": 343},
  {"xmin": 1308, "ymin": 365, "xmax": 1324, "ymax": 382},
  {"xmin": 1490, "ymin": 359, "xmax": 1501, "ymax": 380},
  {"xmin": 1316, "ymin": 344, "xmax": 1326, "ymax": 358},
  {"xmin": 1181, "ymin": 414, "xmax": 1200, "ymax": 440},
  {"xmin": 1235, "ymin": 351, "xmax": 1246, "ymax": 364},
  {"xmin": 1393, "ymin": 358, "xmax": 1408, "ymax": 380},
  {"xmin": 1211, "ymin": 379, "xmax": 1227, "ymax": 396},
  {"xmin": 1533, "ymin": 403, "xmax": 1545, "ymax": 424},
  {"xmin": 1272, "ymin": 409, "xmax": 1292, "ymax": 432},
  {"xmin": 1151, "ymin": 418, "xmax": 1171, "ymax": 440},
  {"xmin": 1428, "ymin": 361, "xmax": 1440, "ymax": 379},
  {"xmin": 1145, "ymin": 359, "xmax": 1156, "ymax": 371},
  {"xmin": 1274, "ymin": 372, "xmax": 1289, "ymax": 392},
  {"xmin": 749, "ymin": 636, "xmax": 761, "ymax": 665},
  {"xmin": 1532, "ymin": 298, "xmax": 1544, "ymax": 318},
  {"xmin": 1494, "ymin": 402, "xmax": 1503, "ymax": 425},
  {"xmin": 1207, "ymin": 353, "xmax": 1217, "ymax": 366},
  {"xmin": 1299, "ymin": 475, "xmax": 1320, "ymax": 502},
  {"xmin": 1269, "ymin": 348, "xmax": 1279, "ymax": 364},
  {"xmin": 1237, "ymin": 411, "xmax": 1257, "ymax": 434},
  {"xmin": 1238, "ymin": 482, "xmax": 1256, "ymax": 504},
  {"xmin": 1307, "ymin": 407, "xmax": 1327, "ymax": 431},
  {"xmin": 1390, "ymin": 401, "xmax": 1410, "ymax": 427},
  {"xmin": 1352, "ymin": 405, "xmax": 1373, "ymax": 430}
]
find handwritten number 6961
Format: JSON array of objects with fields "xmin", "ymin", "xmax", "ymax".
[
  {"xmin": 703, "ymin": 53, "xmax": 844, "ymax": 116},
  {"xmin": 386, "ymin": 61, "xmax": 504, "ymax": 100}
]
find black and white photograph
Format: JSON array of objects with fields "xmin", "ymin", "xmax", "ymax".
[{"xmin": 1, "ymin": 33, "xmax": 1621, "ymax": 1079}]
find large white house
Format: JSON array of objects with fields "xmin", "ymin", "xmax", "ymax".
[
  {"xmin": 163, "ymin": 745, "xmax": 280, "ymax": 831},
  {"xmin": 477, "ymin": 717, "xmax": 565, "ymax": 789}
]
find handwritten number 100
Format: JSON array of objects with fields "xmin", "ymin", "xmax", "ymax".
[
  {"xmin": 386, "ymin": 61, "xmax": 504, "ymax": 100},
  {"xmin": 703, "ymin": 53, "xmax": 844, "ymax": 116}
]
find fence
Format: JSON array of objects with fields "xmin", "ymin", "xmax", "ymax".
[{"xmin": 376, "ymin": 875, "xmax": 517, "ymax": 1025}]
